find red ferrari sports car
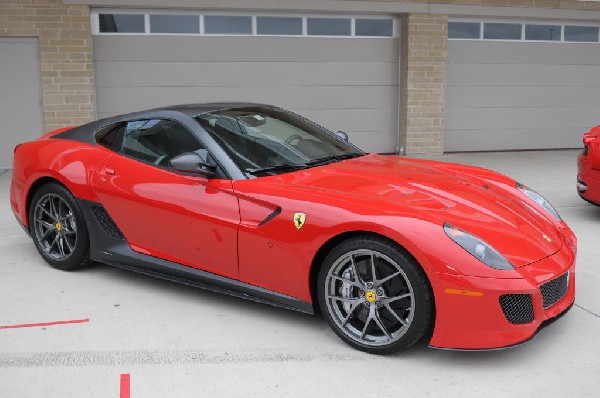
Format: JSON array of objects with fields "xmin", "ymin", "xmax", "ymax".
[
  {"xmin": 10, "ymin": 103, "xmax": 576, "ymax": 354},
  {"xmin": 577, "ymin": 125, "xmax": 600, "ymax": 206}
]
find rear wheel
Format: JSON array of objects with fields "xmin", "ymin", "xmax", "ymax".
[
  {"xmin": 318, "ymin": 236, "xmax": 433, "ymax": 354},
  {"xmin": 29, "ymin": 183, "xmax": 90, "ymax": 271}
]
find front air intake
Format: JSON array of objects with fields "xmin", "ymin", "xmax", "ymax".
[{"xmin": 499, "ymin": 294, "xmax": 534, "ymax": 324}]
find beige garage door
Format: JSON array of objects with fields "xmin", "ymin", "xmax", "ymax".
[
  {"xmin": 93, "ymin": 35, "xmax": 399, "ymax": 153},
  {"xmin": 446, "ymin": 40, "xmax": 600, "ymax": 152},
  {"xmin": 0, "ymin": 38, "xmax": 44, "ymax": 169}
]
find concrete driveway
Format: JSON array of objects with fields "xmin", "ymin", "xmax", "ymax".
[{"xmin": 1, "ymin": 149, "xmax": 599, "ymax": 397}]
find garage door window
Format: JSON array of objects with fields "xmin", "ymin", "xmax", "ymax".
[
  {"xmin": 483, "ymin": 23, "xmax": 521, "ymax": 40},
  {"xmin": 150, "ymin": 15, "xmax": 200, "ymax": 34},
  {"xmin": 355, "ymin": 19, "xmax": 393, "ymax": 37},
  {"xmin": 99, "ymin": 14, "xmax": 144, "ymax": 33},
  {"xmin": 525, "ymin": 24, "xmax": 562, "ymax": 41},
  {"xmin": 448, "ymin": 22, "xmax": 480, "ymax": 39},
  {"xmin": 205, "ymin": 16, "xmax": 252, "ymax": 35},
  {"xmin": 307, "ymin": 18, "xmax": 351, "ymax": 36},
  {"xmin": 564, "ymin": 26, "xmax": 599, "ymax": 42},
  {"xmin": 257, "ymin": 16, "xmax": 302, "ymax": 35}
]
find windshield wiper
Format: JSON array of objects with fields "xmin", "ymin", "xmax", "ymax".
[
  {"xmin": 244, "ymin": 163, "xmax": 308, "ymax": 175},
  {"xmin": 304, "ymin": 153, "xmax": 363, "ymax": 167}
]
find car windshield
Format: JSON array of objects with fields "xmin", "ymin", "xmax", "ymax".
[{"xmin": 195, "ymin": 107, "xmax": 364, "ymax": 176}]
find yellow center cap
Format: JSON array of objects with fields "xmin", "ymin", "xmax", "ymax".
[
  {"xmin": 55, "ymin": 223, "xmax": 62, "ymax": 231},
  {"xmin": 365, "ymin": 291, "xmax": 377, "ymax": 303}
]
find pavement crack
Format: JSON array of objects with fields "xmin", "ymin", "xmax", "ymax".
[{"xmin": 574, "ymin": 303, "xmax": 600, "ymax": 319}]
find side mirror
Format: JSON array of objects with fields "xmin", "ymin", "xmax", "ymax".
[
  {"xmin": 335, "ymin": 131, "xmax": 349, "ymax": 141},
  {"xmin": 169, "ymin": 152, "xmax": 216, "ymax": 178}
]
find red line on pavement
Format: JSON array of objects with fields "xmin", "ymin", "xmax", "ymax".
[
  {"xmin": 120, "ymin": 374, "xmax": 131, "ymax": 398},
  {"xmin": 0, "ymin": 318, "xmax": 89, "ymax": 330}
]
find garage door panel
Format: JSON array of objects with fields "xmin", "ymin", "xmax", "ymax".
[
  {"xmin": 448, "ymin": 63, "xmax": 600, "ymax": 88},
  {"xmin": 446, "ymin": 107, "xmax": 600, "ymax": 130},
  {"xmin": 96, "ymin": 86, "xmax": 397, "ymax": 114},
  {"xmin": 93, "ymin": 36, "xmax": 398, "ymax": 63},
  {"xmin": 95, "ymin": 61, "xmax": 399, "ymax": 88},
  {"xmin": 296, "ymin": 108, "xmax": 397, "ymax": 133},
  {"xmin": 445, "ymin": 128, "xmax": 582, "ymax": 152},
  {"xmin": 0, "ymin": 38, "xmax": 44, "ymax": 168},
  {"xmin": 350, "ymin": 131, "xmax": 396, "ymax": 153},
  {"xmin": 448, "ymin": 41, "xmax": 600, "ymax": 65},
  {"xmin": 447, "ymin": 86, "xmax": 600, "ymax": 109},
  {"xmin": 94, "ymin": 34, "xmax": 399, "ymax": 154},
  {"xmin": 446, "ymin": 40, "xmax": 600, "ymax": 151}
]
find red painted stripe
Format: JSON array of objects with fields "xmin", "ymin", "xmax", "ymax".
[
  {"xmin": 120, "ymin": 374, "xmax": 131, "ymax": 398},
  {"xmin": 0, "ymin": 318, "xmax": 89, "ymax": 330}
]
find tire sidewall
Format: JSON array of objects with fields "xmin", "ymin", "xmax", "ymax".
[
  {"xmin": 318, "ymin": 237, "xmax": 433, "ymax": 355},
  {"xmin": 28, "ymin": 183, "xmax": 90, "ymax": 271}
]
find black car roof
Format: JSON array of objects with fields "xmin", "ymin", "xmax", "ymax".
[
  {"xmin": 147, "ymin": 102, "xmax": 271, "ymax": 117},
  {"xmin": 51, "ymin": 102, "xmax": 273, "ymax": 145}
]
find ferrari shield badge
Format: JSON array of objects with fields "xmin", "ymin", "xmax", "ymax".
[{"xmin": 294, "ymin": 212, "xmax": 306, "ymax": 230}]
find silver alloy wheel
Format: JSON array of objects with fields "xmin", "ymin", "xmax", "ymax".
[
  {"xmin": 33, "ymin": 193, "xmax": 77, "ymax": 261},
  {"xmin": 325, "ymin": 249, "xmax": 415, "ymax": 346}
]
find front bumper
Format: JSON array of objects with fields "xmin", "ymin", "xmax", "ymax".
[
  {"xmin": 428, "ymin": 242, "xmax": 576, "ymax": 350},
  {"xmin": 577, "ymin": 153, "xmax": 600, "ymax": 206}
]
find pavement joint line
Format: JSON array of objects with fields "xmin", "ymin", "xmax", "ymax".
[
  {"xmin": 0, "ymin": 318, "xmax": 89, "ymax": 330},
  {"xmin": 574, "ymin": 303, "xmax": 600, "ymax": 319},
  {"xmin": 0, "ymin": 350, "xmax": 368, "ymax": 368}
]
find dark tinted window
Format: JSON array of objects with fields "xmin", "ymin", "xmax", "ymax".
[
  {"xmin": 150, "ymin": 15, "xmax": 199, "ymax": 34},
  {"xmin": 257, "ymin": 16, "xmax": 302, "ymax": 35},
  {"xmin": 307, "ymin": 18, "xmax": 351, "ymax": 36},
  {"xmin": 204, "ymin": 16, "xmax": 252, "ymax": 34},
  {"xmin": 564, "ymin": 25, "xmax": 599, "ymax": 42},
  {"xmin": 448, "ymin": 22, "xmax": 480, "ymax": 39},
  {"xmin": 96, "ymin": 123, "xmax": 126, "ymax": 150},
  {"xmin": 355, "ymin": 19, "xmax": 393, "ymax": 37},
  {"xmin": 483, "ymin": 23, "xmax": 521, "ymax": 40},
  {"xmin": 120, "ymin": 119, "xmax": 207, "ymax": 167},
  {"xmin": 525, "ymin": 24, "xmax": 561, "ymax": 41},
  {"xmin": 99, "ymin": 14, "xmax": 145, "ymax": 33}
]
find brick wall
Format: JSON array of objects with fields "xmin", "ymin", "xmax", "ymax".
[
  {"xmin": 402, "ymin": 13, "xmax": 447, "ymax": 156},
  {"xmin": 0, "ymin": 0, "xmax": 95, "ymax": 132}
]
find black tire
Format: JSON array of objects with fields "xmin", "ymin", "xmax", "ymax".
[
  {"xmin": 28, "ymin": 182, "xmax": 91, "ymax": 271},
  {"xmin": 317, "ymin": 235, "xmax": 433, "ymax": 354}
]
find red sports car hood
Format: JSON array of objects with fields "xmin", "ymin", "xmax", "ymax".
[{"xmin": 276, "ymin": 154, "xmax": 561, "ymax": 267}]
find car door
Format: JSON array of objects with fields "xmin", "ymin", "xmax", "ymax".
[{"xmin": 91, "ymin": 118, "xmax": 240, "ymax": 280}]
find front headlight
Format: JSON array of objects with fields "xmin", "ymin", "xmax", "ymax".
[
  {"xmin": 444, "ymin": 223, "xmax": 514, "ymax": 270},
  {"xmin": 516, "ymin": 182, "xmax": 561, "ymax": 221}
]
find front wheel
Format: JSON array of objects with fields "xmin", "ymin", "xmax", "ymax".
[
  {"xmin": 29, "ymin": 182, "xmax": 91, "ymax": 271},
  {"xmin": 318, "ymin": 236, "xmax": 433, "ymax": 354}
]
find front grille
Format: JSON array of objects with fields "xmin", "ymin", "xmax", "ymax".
[
  {"xmin": 91, "ymin": 206, "xmax": 125, "ymax": 240},
  {"xmin": 540, "ymin": 271, "xmax": 569, "ymax": 309},
  {"xmin": 499, "ymin": 294, "xmax": 534, "ymax": 324}
]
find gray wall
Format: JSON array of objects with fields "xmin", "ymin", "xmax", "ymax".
[
  {"xmin": 445, "ymin": 40, "xmax": 600, "ymax": 152},
  {"xmin": 0, "ymin": 38, "xmax": 44, "ymax": 169},
  {"xmin": 94, "ymin": 35, "xmax": 400, "ymax": 153}
]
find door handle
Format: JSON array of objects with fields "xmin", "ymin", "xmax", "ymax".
[{"xmin": 103, "ymin": 167, "xmax": 116, "ymax": 175}]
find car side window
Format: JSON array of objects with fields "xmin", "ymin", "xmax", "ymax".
[
  {"xmin": 120, "ymin": 119, "xmax": 208, "ymax": 167},
  {"xmin": 96, "ymin": 122, "xmax": 126, "ymax": 151}
]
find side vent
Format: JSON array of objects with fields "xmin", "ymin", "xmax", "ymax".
[{"xmin": 91, "ymin": 206, "xmax": 125, "ymax": 240}]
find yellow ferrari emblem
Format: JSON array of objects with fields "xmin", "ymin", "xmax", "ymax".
[
  {"xmin": 55, "ymin": 223, "xmax": 62, "ymax": 231},
  {"xmin": 365, "ymin": 291, "xmax": 377, "ymax": 303},
  {"xmin": 293, "ymin": 212, "xmax": 306, "ymax": 230}
]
